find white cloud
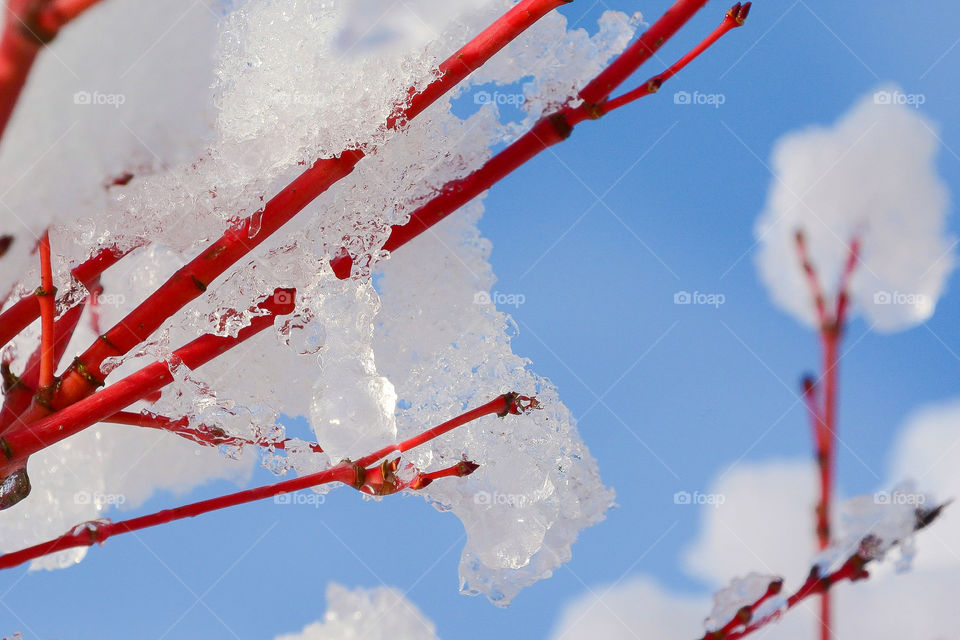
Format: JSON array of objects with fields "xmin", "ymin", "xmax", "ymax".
[
  {"xmin": 550, "ymin": 576, "xmax": 707, "ymax": 640},
  {"xmin": 681, "ymin": 459, "xmax": 816, "ymax": 588},
  {"xmin": 754, "ymin": 86, "xmax": 954, "ymax": 332},
  {"xmin": 275, "ymin": 583, "xmax": 439, "ymax": 640}
]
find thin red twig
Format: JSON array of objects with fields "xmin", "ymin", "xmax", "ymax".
[
  {"xmin": 35, "ymin": 231, "xmax": 55, "ymax": 389},
  {"xmin": 833, "ymin": 238, "xmax": 860, "ymax": 329},
  {"xmin": 795, "ymin": 231, "xmax": 828, "ymax": 329},
  {"xmin": 0, "ymin": 393, "xmax": 531, "ymax": 568},
  {"xmin": 45, "ymin": 0, "xmax": 568, "ymax": 415},
  {"xmin": 600, "ymin": 3, "xmax": 750, "ymax": 115},
  {"xmin": 354, "ymin": 392, "xmax": 537, "ymax": 468},
  {"xmin": 0, "ymin": 244, "xmax": 132, "ymax": 350},
  {"xmin": 103, "ymin": 410, "xmax": 324, "ymax": 453},
  {"xmin": 0, "ymin": 463, "xmax": 358, "ymax": 570},
  {"xmin": 794, "ymin": 232, "xmax": 861, "ymax": 640},
  {"xmin": 0, "ymin": 289, "xmax": 296, "ymax": 470},
  {"xmin": 331, "ymin": 1, "xmax": 748, "ymax": 278},
  {"xmin": 0, "ymin": 301, "xmax": 84, "ymax": 437}
]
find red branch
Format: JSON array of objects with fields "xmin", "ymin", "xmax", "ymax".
[
  {"xmin": 0, "ymin": 300, "xmax": 84, "ymax": 437},
  {"xmin": 331, "ymin": 1, "xmax": 749, "ymax": 278},
  {"xmin": 704, "ymin": 500, "xmax": 947, "ymax": 640},
  {"xmin": 794, "ymin": 231, "xmax": 861, "ymax": 640},
  {"xmin": 0, "ymin": 245, "xmax": 131, "ymax": 350},
  {"xmin": 45, "ymin": 0, "xmax": 568, "ymax": 415},
  {"xmin": 0, "ymin": 463, "xmax": 357, "ymax": 570},
  {"xmin": 711, "ymin": 557, "xmax": 868, "ymax": 640},
  {"xmin": 103, "ymin": 410, "xmax": 324, "ymax": 453},
  {"xmin": 35, "ymin": 230, "xmax": 55, "ymax": 389},
  {"xmin": 601, "ymin": 3, "xmax": 751, "ymax": 115},
  {"xmin": 794, "ymin": 231, "xmax": 828, "ymax": 329},
  {"xmin": 0, "ymin": 393, "xmax": 530, "ymax": 569},
  {"xmin": 355, "ymin": 392, "xmax": 537, "ymax": 467},
  {"xmin": 0, "ymin": 289, "xmax": 296, "ymax": 469},
  {"xmin": 706, "ymin": 578, "xmax": 784, "ymax": 639}
]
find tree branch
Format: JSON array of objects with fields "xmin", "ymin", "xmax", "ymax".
[
  {"xmin": 0, "ymin": 393, "xmax": 532, "ymax": 567},
  {"xmin": 331, "ymin": 1, "xmax": 749, "ymax": 278},
  {"xmin": 0, "ymin": 288, "xmax": 296, "ymax": 473},
  {"xmin": 46, "ymin": 0, "xmax": 569, "ymax": 415},
  {"xmin": 35, "ymin": 230, "xmax": 55, "ymax": 388}
]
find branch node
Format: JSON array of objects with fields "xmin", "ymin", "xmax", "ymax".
[
  {"xmin": 71, "ymin": 357, "xmax": 105, "ymax": 388},
  {"xmin": 500, "ymin": 393, "xmax": 540, "ymax": 416}
]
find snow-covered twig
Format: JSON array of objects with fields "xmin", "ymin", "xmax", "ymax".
[
  {"xmin": 0, "ymin": 393, "xmax": 535, "ymax": 569},
  {"xmin": 332, "ymin": 1, "xmax": 751, "ymax": 278},
  {"xmin": 42, "ymin": 0, "xmax": 568, "ymax": 420},
  {"xmin": 701, "ymin": 501, "xmax": 948, "ymax": 640},
  {"xmin": 0, "ymin": 288, "xmax": 296, "ymax": 467},
  {"xmin": 103, "ymin": 410, "xmax": 324, "ymax": 453}
]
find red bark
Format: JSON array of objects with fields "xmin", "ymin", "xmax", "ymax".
[
  {"xmin": 45, "ymin": 0, "xmax": 569, "ymax": 415},
  {"xmin": 0, "ymin": 289, "xmax": 295, "ymax": 468},
  {"xmin": 331, "ymin": 1, "xmax": 750, "ymax": 278},
  {"xmin": 0, "ymin": 245, "xmax": 130, "ymax": 350},
  {"xmin": 0, "ymin": 394, "xmax": 519, "ymax": 569}
]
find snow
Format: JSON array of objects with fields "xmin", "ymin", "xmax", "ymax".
[
  {"xmin": 754, "ymin": 86, "xmax": 954, "ymax": 332},
  {"xmin": 704, "ymin": 572, "xmax": 779, "ymax": 632},
  {"xmin": 0, "ymin": 0, "xmax": 631, "ymax": 601},
  {"xmin": 814, "ymin": 481, "xmax": 930, "ymax": 575}
]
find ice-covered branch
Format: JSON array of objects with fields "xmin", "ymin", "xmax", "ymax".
[
  {"xmin": 103, "ymin": 410, "xmax": 324, "ymax": 453},
  {"xmin": 701, "ymin": 500, "xmax": 948, "ymax": 640},
  {"xmin": 0, "ymin": 245, "xmax": 130, "ymax": 350},
  {"xmin": 44, "ymin": 0, "xmax": 567, "ymax": 418},
  {"xmin": 0, "ymin": 289, "xmax": 296, "ymax": 473},
  {"xmin": 0, "ymin": 393, "xmax": 533, "ymax": 568},
  {"xmin": 331, "ymin": 1, "xmax": 751, "ymax": 278}
]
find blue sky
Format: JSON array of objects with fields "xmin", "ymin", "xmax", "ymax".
[{"xmin": 2, "ymin": 0, "xmax": 959, "ymax": 637}]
